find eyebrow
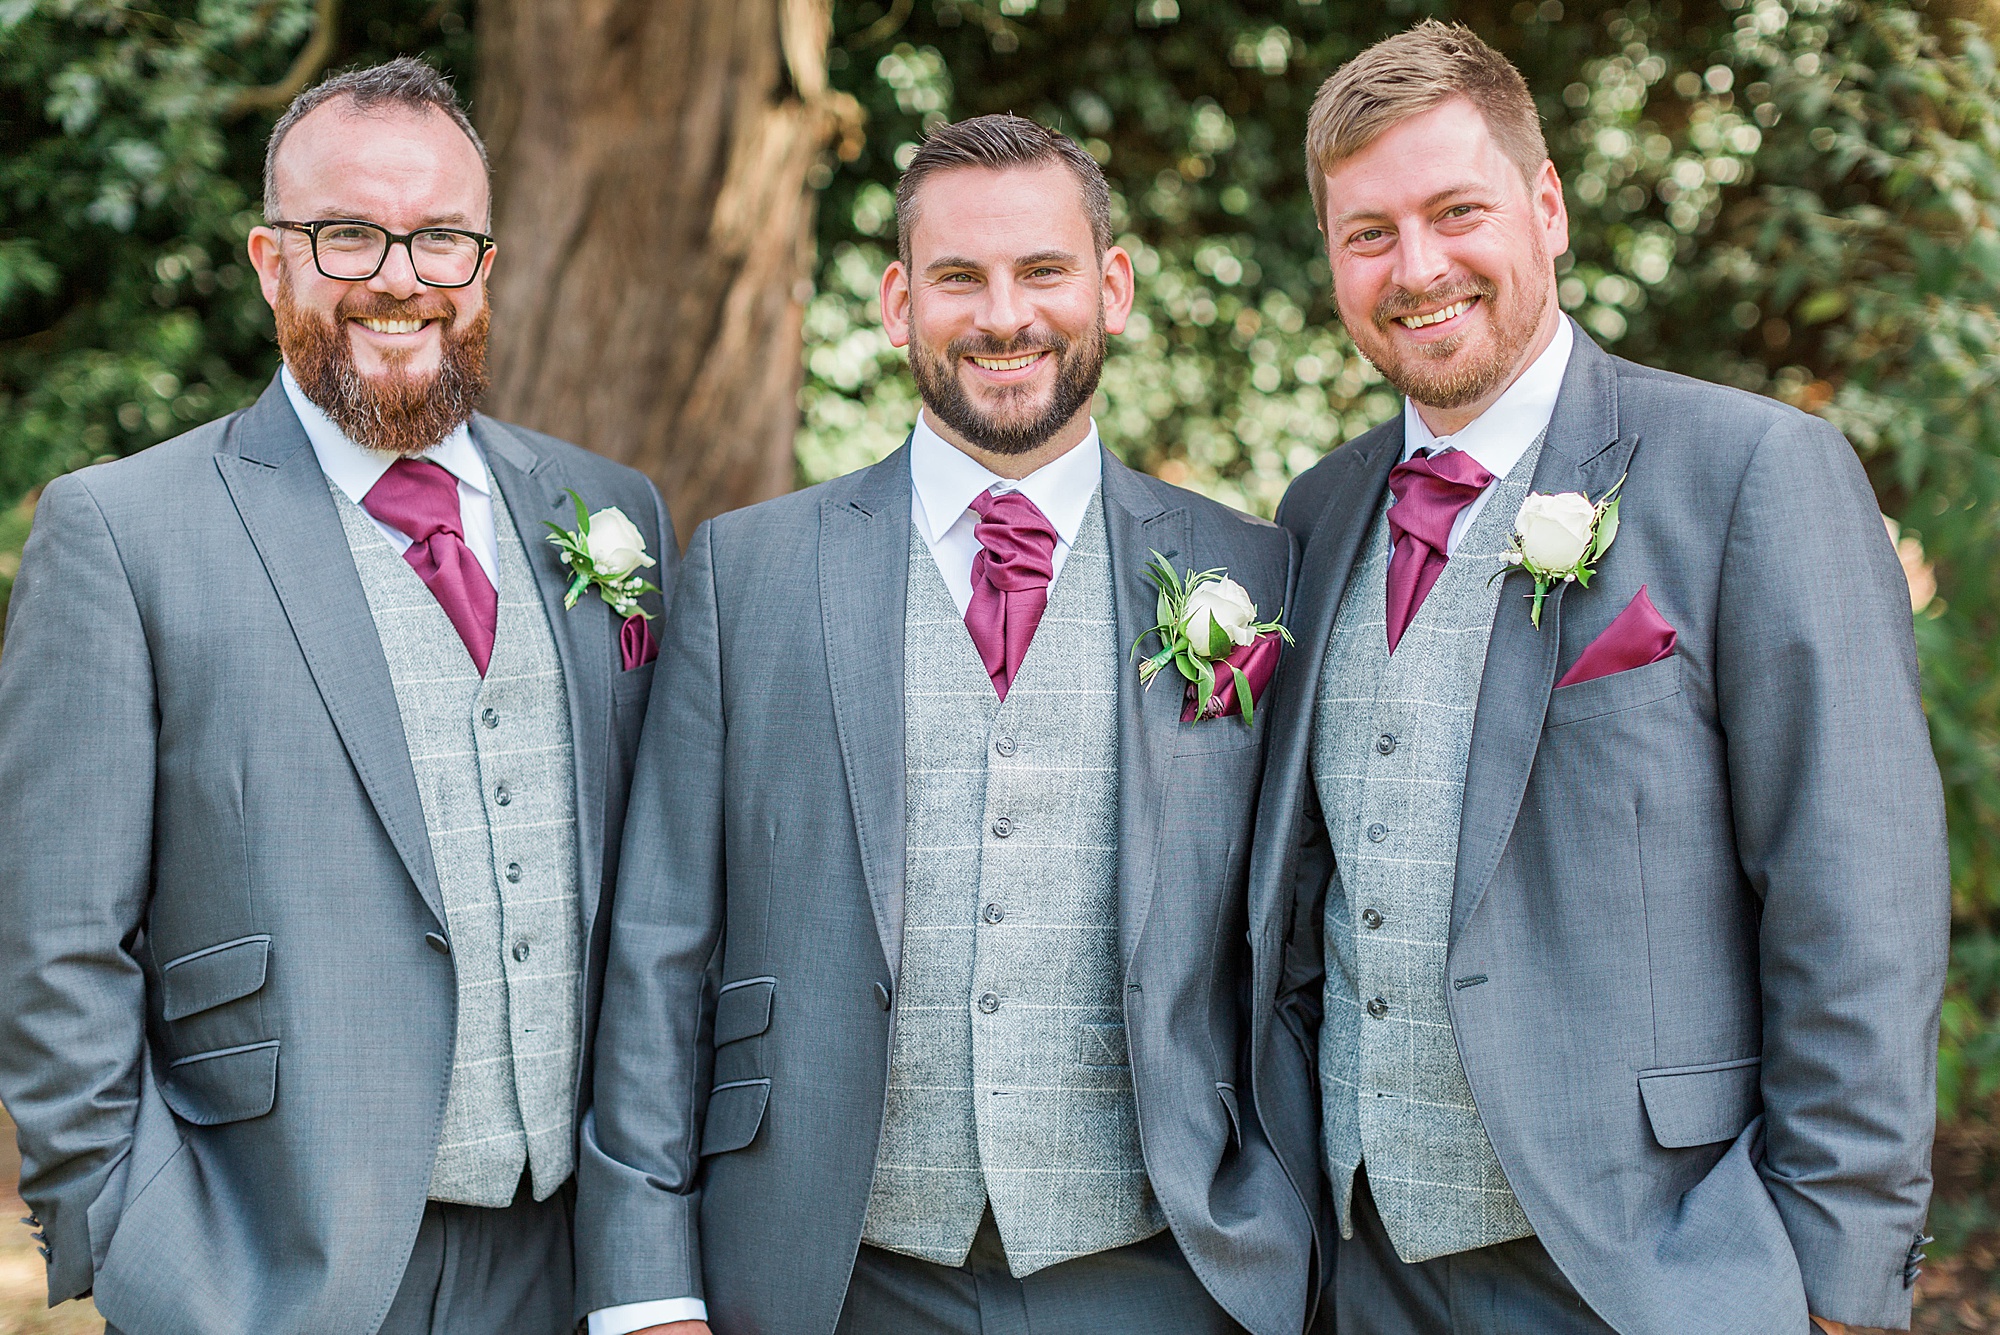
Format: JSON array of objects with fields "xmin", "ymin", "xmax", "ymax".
[
  {"xmin": 923, "ymin": 249, "xmax": 1083, "ymax": 275},
  {"xmin": 1330, "ymin": 183, "xmax": 1487, "ymax": 230},
  {"xmin": 316, "ymin": 209, "xmax": 481, "ymax": 229}
]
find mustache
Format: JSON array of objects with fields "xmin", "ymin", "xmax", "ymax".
[
  {"xmin": 949, "ymin": 332, "xmax": 1068, "ymax": 360},
  {"xmin": 334, "ymin": 291, "xmax": 460, "ymax": 323},
  {"xmin": 1373, "ymin": 278, "xmax": 1496, "ymax": 327}
]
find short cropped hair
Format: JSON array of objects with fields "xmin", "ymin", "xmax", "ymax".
[
  {"xmin": 263, "ymin": 56, "xmax": 488, "ymax": 220},
  {"xmin": 895, "ymin": 114, "xmax": 1112, "ymax": 265},
  {"xmin": 1305, "ymin": 20, "xmax": 1547, "ymax": 229}
]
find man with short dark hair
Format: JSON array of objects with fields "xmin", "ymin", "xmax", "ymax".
[
  {"xmin": 0, "ymin": 57, "xmax": 673, "ymax": 1334},
  {"xmin": 576, "ymin": 113, "xmax": 1314, "ymax": 1335},
  {"xmin": 1249, "ymin": 20, "xmax": 1947, "ymax": 1335}
]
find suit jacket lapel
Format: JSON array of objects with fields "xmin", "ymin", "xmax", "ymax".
[
  {"xmin": 475, "ymin": 418, "xmax": 617, "ymax": 945},
  {"xmin": 1100, "ymin": 453, "xmax": 1191, "ymax": 970},
  {"xmin": 1451, "ymin": 328, "xmax": 1639, "ymax": 944},
  {"xmin": 213, "ymin": 377, "xmax": 446, "ymax": 927},
  {"xmin": 1249, "ymin": 425, "xmax": 1402, "ymax": 941},
  {"xmin": 822, "ymin": 447, "xmax": 916, "ymax": 983}
]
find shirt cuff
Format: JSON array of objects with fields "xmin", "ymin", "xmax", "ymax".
[{"xmin": 586, "ymin": 1298, "xmax": 708, "ymax": 1334}]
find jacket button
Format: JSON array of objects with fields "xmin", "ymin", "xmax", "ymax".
[
  {"xmin": 512, "ymin": 940, "xmax": 532, "ymax": 963},
  {"xmin": 424, "ymin": 932, "xmax": 451, "ymax": 955},
  {"xmin": 991, "ymin": 816, "xmax": 1013, "ymax": 838},
  {"xmin": 1375, "ymin": 733, "xmax": 1397, "ymax": 755},
  {"xmin": 494, "ymin": 783, "xmax": 512, "ymax": 807},
  {"xmin": 874, "ymin": 982, "xmax": 892, "ymax": 1010},
  {"xmin": 1366, "ymin": 996, "xmax": 1389, "ymax": 1019},
  {"xmin": 1361, "ymin": 908, "xmax": 1384, "ymax": 930},
  {"xmin": 481, "ymin": 707, "xmax": 499, "ymax": 729},
  {"xmin": 1366, "ymin": 822, "xmax": 1388, "ymax": 843},
  {"xmin": 983, "ymin": 903, "xmax": 1005, "ymax": 924},
  {"xmin": 995, "ymin": 736, "xmax": 1016, "ymax": 757},
  {"xmin": 505, "ymin": 862, "xmax": 523, "ymax": 883},
  {"xmin": 977, "ymin": 993, "xmax": 1000, "ymax": 1014}
]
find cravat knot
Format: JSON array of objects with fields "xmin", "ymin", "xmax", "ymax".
[
  {"xmin": 362, "ymin": 457, "xmax": 499, "ymax": 674},
  {"xmin": 964, "ymin": 488, "xmax": 1059, "ymax": 700},
  {"xmin": 1383, "ymin": 448, "xmax": 1495, "ymax": 653}
]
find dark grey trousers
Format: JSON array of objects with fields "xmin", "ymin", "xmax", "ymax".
[
  {"xmin": 377, "ymin": 1176, "xmax": 575, "ymax": 1335},
  {"xmin": 1313, "ymin": 1169, "xmax": 1615, "ymax": 1335},
  {"xmin": 836, "ymin": 1210, "xmax": 1244, "ymax": 1335}
]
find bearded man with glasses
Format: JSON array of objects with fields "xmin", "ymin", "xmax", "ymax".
[{"xmin": 0, "ymin": 56, "xmax": 674, "ymax": 1335}]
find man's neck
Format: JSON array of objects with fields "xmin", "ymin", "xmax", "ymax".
[
  {"xmin": 919, "ymin": 405, "xmax": 1093, "ymax": 481},
  {"xmin": 1411, "ymin": 300, "xmax": 1563, "ymax": 439}
]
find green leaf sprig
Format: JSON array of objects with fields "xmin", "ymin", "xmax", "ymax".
[
  {"xmin": 1132, "ymin": 551, "xmax": 1292, "ymax": 725},
  {"xmin": 543, "ymin": 489, "xmax": 661, "ymax": 620}
]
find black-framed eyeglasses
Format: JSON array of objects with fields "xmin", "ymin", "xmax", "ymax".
[{"xmin": 269, "ymin": 219, "xmax": 494, "ymax": 289}]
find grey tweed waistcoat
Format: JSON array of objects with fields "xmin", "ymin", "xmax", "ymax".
[
  {"xmin": 862, "ymin": 491, "xmax": 1163, "ymax": 1278},
  {"xmin": 1310, "ymin": 434, "xmax": 1545, "ymax": 1263},
  {"xmin": 332, "ymin": 479, "xmax": 582, "ymax": 1207}
]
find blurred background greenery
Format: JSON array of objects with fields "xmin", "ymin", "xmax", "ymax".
[{"xmin": 3, "ymin": 0, "xmax": 2000, "ymax": 1324}]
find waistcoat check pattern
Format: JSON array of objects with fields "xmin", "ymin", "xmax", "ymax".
[
  {"xmin": 333, "ymin": 480, "xmax": 582, "ymax": 1207},
  {"xmin": 1310, "ymin": 434, "xmax": 1546, "ymax": 1263},
  {"xmin": 862, "ymin": 491, "xmax": 1164, "ymax": 1277}
]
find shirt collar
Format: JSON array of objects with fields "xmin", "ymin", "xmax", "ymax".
[
  {"xmin": 909, "ymin": 410, "xmax": 1104, "ymax": 547},
  {"xmin": 280, "ymin": 363, "xmax": 488, "ymax": 506},
  {"xmin": 1401, "ymin": 316, "xmax": 1576, "ymax": 479}
]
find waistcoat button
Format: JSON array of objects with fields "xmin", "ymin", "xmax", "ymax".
[
  {"xmin": 995, "ymin": 736, "xmax": 1016, "ymax": 757},
  {"xmin": 1366, "ymin": 822, "xmax": 1388, "ymax": 843},
  {"xmin": 991, "ymin": 816, "xmax": 1013, "ymax": 838},
  {"xmin": 1375, "ymin": 733, "xmax": 1397, "ymax": 755},
  {"xmin": 1361, "ymin": 908, "xmax": 1384, "ymax": 930},
  {"xmin": 494, "ymin": 784, "xmax": 512, "ymax": 807},
  {"xmin": 512, "ymin": 940, "xmax": 532, "ymax": 963},
  {"xmin": 977, "ymin": 993, "xmax": 1000, "ymax": 1014},
  {"xmin": 1366, "ymin": 996, "xmax": 1389, "ymax": 1019},
  {"xmin": 482, "ymin": 707, "xmax": 499, "ymax": 729},
  {"xmin": 505, "ymin": 862, "xmax": 523, "ymax": 883},
  {"xmin": 983, "ymin": 903, "xmax": 1005, "ymax": 924}
]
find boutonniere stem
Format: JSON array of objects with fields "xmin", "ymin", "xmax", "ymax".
[
  {"xmin": 1498, "ymin": 476, "xmax": 1625, "ymax": 627},
  {"xmin": 1134, "ymin": 552, "xmax": 1292, "ymax": 725}
]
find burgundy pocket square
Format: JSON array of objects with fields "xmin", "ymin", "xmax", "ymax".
[
  {"xmin": 619, "ymin": 614, "xmax": 659, "ymax": 671},
  {"xmin": 1182, "ymin": 630, "xmax": 1282, "ymax": 722},
  {"xmin": 1556, "ymin": 584, "xmax": 1676, "ymax": 689}
]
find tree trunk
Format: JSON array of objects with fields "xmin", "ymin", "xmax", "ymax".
[{"xmin": 477, "ymin": 0, "xmax": 857, "ymax": 542}]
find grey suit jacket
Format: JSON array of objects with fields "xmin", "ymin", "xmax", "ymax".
[
  {"xmin": 576, "ymin": 445, "xmax": 1317, "ymax": 1335},
  {"xmin": 0, "ymin": 376, "xmax": 675, "ymax": 1333},
  {"xmin": 1247, "ymin": 325, "xmax": 1949, "ymax": 1333}
]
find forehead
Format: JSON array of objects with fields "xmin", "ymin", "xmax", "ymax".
[
  {"xmin": 906, "ymin": 163, "xmax": 1094, "ymax": 266},
  {"xmin": 272, "ymin": 99, "xmax": 488, "ymax": 224},
  {"xmin": 1322, "ymin": 97, "xmax": 1519, "ymax": 219}
]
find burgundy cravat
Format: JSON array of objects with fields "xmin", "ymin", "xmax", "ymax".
[
  {"xmin": 362, "ymin": 458, "xmax": 499, "ymax": 674},
  {"xmin": 1383, "ymin": 448, "xmax": 1495, "ymax": 653},
  {"xmin": 965, "ymin": 489, "xmax": 1059, "ymax": 700}
]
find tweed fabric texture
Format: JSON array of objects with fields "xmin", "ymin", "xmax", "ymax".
[
  {"xmin": 1310, "ymin": 434, "xmax": 1546, "ymax": 1263},
  {"xmin": 334, "ymin": 482, "xmax": 582, "ymax": 1206},
  {"xmin": 863, "ymin": 491, "xmax": 1163, "ymax": 1277}
]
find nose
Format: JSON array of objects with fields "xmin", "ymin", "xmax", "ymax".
[
  {"xmin": 1391, "ymin": 223, "xmax": 1451, "ymax": 301},
  {"xmin": 973, "ymin": 273, "xmax": 1034, "ymax": 343},
  {"xmin": 367, "ymin": 238, "xmax": 428, "ymax": 300}
]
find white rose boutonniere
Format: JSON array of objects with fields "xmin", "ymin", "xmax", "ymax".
[
  {"xmin": 544, "ymin": 490, "xmax": 661, "ymax": 620},
  {"xmin": 1136, "ymin": 553, "xmax": 1293, "ymax": 725},
  {"xmin": 1499, "ymin": 476, "xmax": 1625, "ymax": 626}
]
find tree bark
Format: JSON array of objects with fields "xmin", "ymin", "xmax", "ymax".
[{"xmin": 477, "ymin": 0, "xmax": 858, "ymax": 542}]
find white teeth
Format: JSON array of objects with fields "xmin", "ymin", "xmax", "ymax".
[
  {"xmin": 969, "ymin": 353, "xmax": 1042, "ymax": 371},
  {"xmin": 358, "ymin": 318, "xmax": 427, "ymax": 334},
  {"xmin": 1398, "ymin": 299, "xmax": 1474, "ymax": 330}
]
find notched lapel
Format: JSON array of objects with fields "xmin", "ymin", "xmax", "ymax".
[
  {"xmin": 1452, "ymin": 330, "xmax": 1639, "ymax": 944},
  {"xmin": 822, "ymin": 448, "xmax": 915, "ymax": 983},
  {"xmin": 1101, "ymin": 456, "xmax": 1191, "ymax": 970},
  {"xmin": 214, "ymin": 380, "xmax": 445, "ymax": 927},
  {"xmin": 477, "ymin": 419, "xmax": 615, "ymax": 944}
]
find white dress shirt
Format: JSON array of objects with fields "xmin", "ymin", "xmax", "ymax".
[
  {"xmin": 1400, "ymin": 317, "xmax": 1575, "ymax": 555},
  {"xmin": 909, "ymin": 409, "xmax": 1105, "ymax": 613},
  {"xmin": 585, "ymin": 414, "xmax": 1103, "ymax": 1335},
  {"xmin": 280, "ymin": 365, "xmax": 499, "ymax": 580}
]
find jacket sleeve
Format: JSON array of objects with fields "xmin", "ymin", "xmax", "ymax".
[
  {"xmin": 0, "ymin": 473, "xmax": 157, "ymax": 1303},
  {"xmin": 1716, "ymin": 414, "xmax": 1949, "ymax": 1328},
  {"xmin": 574, "ymin": 517, "xmax": 725, "ymax": 1312}
]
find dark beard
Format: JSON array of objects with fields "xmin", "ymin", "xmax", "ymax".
[
  {"xmin": 909, "ymin": 314, "xmax": 1105, "ymax": 457},
  {"xmin": 276, "ymin": 269, "xmax": 490, "ymax": 456},
  {"xmin": 1352, "ymin": 245, "xmax": 1551, "ymax": 411}
]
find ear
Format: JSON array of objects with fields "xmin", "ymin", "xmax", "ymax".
[
  {"xmin": 1100, "ymin": 245, "xmax": 1135, "ymax": 338},
  {"xmin": 1536, "ymin": 159, "xmax": 1571, "ymax": 261},
  {"xmin": 880, "ymin": 258, "xmax": 913, "ymax": 350},
  {"xmin": 246, "ymin": 226, "xmax": 286, "ymax": 310}
]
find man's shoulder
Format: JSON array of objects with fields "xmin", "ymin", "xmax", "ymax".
[
  {"xmin": 1277, "ymin": 415, "xmax": 1400, "ymax": 538},
  {"xmin": 475, "ymin": 416, "xmax": 657, "ymax": 498},
  {"xmin": 704, "ymin": 451, "xmax": 902, "ymax": 546},
  {"xmin": 1605, "ymin": 352, "xmax": 1819, "ymax": 443},
  {"xmin": 1115, "ymin": 463, "xmax": 1289, "ymax": 557},
  {"xmin": 42, "ymin": 408, "xmax": 246, "ymax": 514}
]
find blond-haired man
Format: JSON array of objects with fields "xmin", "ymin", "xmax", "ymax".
[{"xmin": 1246, "ymin": 21, "xmax": 1946, "ymax": 1335}]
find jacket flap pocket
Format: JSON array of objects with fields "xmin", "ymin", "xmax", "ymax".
[
  {"xmin": 700, "ymin": 1078, "xmax": 771, "ymax": 1156},
  {"xmin": 714, "ymin": 977, "xmax": 776, "ymax": 1047},
  {"xmin": 1545, "ymin": 654, "xmax": 1681, "ymax": 729},
  {"xmin": 162, "ymin": 936, "xmax": 271, "ymax": 1022},
  {"xmin": 161, "ymin": 1040, "xmax": 279, "ymax": 1126},
  {"xmin": 1639, "ymin": 1056, "xmax": 1760, "ymax": 1149}
]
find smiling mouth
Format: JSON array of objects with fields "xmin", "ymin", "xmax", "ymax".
[
  {"xmin": 1397, "ymin": 298, "xmax": 1476, "ymax": 330},
  {"xmin": 967, "ymin": 352, "xmax": 1046, "ymax": 372},
  {"xmin": 353, "ymin": 317, "xmax": 435, "ymax": 335}
]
